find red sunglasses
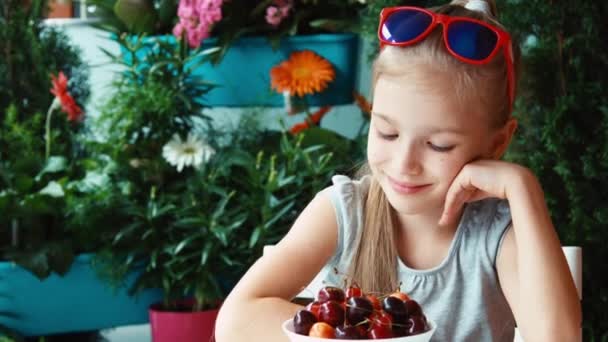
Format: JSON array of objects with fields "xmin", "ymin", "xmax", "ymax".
[{"xmin": 378, "ymin": 6, "xmax": 515, "ymax": 113}]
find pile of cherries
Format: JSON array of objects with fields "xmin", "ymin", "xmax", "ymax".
[{"xmin": 293, "ymin": 285, "xmax": 429, "ymax": 339}]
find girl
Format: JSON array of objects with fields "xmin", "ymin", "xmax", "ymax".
[{"xmin": 215, "ymin": 0, "xmax": 581, "ymax": 341}]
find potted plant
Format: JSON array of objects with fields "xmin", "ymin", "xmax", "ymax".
[
  {"xmin": 87, "ymin": 0, "xmax": 366, "ymax": 106},
  {"xmin": 0, "ymin": 2, "xmax": 166, "ymax": 336}
]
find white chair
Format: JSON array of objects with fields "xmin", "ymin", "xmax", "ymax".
[{"xmin": 514, "ymin": 246, "xmax": 582, "ymax": 342}]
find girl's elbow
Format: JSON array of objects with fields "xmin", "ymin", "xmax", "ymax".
[{"xmin": 215, "ymin": 302, "xmax": 237, "ymax": 342}]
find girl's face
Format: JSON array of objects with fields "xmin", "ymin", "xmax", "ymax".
[{"xmin": 368, "ymin": 75, "xmax": 500, "ymax": 217}]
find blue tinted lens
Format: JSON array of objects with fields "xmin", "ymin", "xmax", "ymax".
[
  {"xmin": 381, "ymin": 10, "xmax": 433, "ymax": 43},
  {"xmin": 447, "ymin": 21, "xmax": 497, "ymax": 60}
]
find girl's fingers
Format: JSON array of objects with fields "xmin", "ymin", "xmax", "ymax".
[{"xmin": 440, "ymin": 172, "xmax": 475, "ymax": 226}]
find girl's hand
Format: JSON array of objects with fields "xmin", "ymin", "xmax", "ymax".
[{"xmin": 439, "ymin": 160, "xmax": 535, "ymax": 226}]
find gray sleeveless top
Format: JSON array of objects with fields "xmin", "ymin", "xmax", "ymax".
[{"xmin": 322, "ymin": 175, "xmax": 516, "ymax": 342}]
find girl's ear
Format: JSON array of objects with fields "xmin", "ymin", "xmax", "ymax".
[{"xmin": 491, "ymin": 118, "xmax": 518, "ymax": 159}]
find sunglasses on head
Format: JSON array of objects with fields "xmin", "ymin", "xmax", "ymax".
[{"xmin": 378, "ymin": 6, "xmax": 515, "ymax": 112}]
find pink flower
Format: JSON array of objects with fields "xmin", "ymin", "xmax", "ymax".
[
  {"xmin": 173, "ymin": 0, "xmax": 223, "ymax": 48},
  {"xmin": 265, "ymin": 0, "xmax": 292, "ymax": 27}
]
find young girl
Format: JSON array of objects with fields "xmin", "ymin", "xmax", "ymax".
[{"xmin": 215, "ymin": 0, "xmax": 581, "ymax": 341}]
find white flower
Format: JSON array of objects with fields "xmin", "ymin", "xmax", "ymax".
[{"xmin": 162, "ymin": 133, "xmax": 215, "ymax": 172}]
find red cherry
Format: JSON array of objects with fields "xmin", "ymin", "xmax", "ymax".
[
  {"xmin": 317, "ymin": 286, "xmax": 346, "ymax": 303},
  {"xmin": 293, "ymin": 310, "xmax": 317, "ymax": 335},
  {"xmin": 407, "ymin": 315, "xmax": 428, "ymax": 335},
  {"xmin": 309, "ymin": 322, "xmax": 335, "ymax": 338},
  {"xmin": 318, "ymin": 300, "xmax": 345, "ymax": 327},
  {"xmin": 368, "ymin": 325, "xmax": 393, "ymax": 339},
  {"xmin": 369, "ymin": 310, "xmax": 392, "ymax": 329},
  {"xmin": 404, "ymin": 299, "xmax": 422, "ymax": 317},
  {"xmin": 305, "ymin": 301, "xmax": 322, "ymax": 320},
  {"xmin": 345, "ymin": 286, "xmax": 363, "ymax": 299},
  {"xmin": 366, "ymin": 294, "xmax": 381, "ymax": 311},
  {"xmin": 335, "ymin": 325, "xmax": 366, "ymax": 339},
  {"xmin": 390, "ymin": 291, "xmax": 410, "ymax": 301}
]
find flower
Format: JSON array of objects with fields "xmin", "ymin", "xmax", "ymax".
[
  {"xmin": 162, "ymin": 133, "xmax": 215, "ymax": 172},
  {"xmin": 265, "ymin": 0, "xmax": 293, "ymax": 27},
  {"xmin": 353, "ymin": 91, "xmax": 372, "ymax": 116},
  {"xmin": 271, "ymin": 50, "xmax": 336, "ymax": 97},
  {"xmin": 50, "ymin": 72, "xmax": 83, "ymax": 122},
  {"xmin": 173, "ymin": 0, "xmax": 224, "ymax": 48},
  {"xmin": 290, "ymin": 106, "xmax": 332, "ymax": 135}
]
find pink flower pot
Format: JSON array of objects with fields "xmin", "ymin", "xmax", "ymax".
[{"xmin": 149, "ymin": 300, "xmax": 220, "ymax": 342}]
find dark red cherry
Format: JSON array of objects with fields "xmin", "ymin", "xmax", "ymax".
[
  {"xmin": 368, "ymin": 325, "xmax": 393, "ymax": 339},
  {"xmin": 317, "ymin": 286, "xmax": 346, "ymax": 303},
  {"xmin": 318, "ymin": 300, "xmax": 345, "ymax": 327},
  {"xmin": 404, "ymin": 299, "xmax": 422, "ymax": 317},
  {"xmin": 346, "ymin": 296, "xmax": 374, "ymax": 325},
  {"xmin": 293, "ymin": 309, "xmax": 317, "ymax": 335},
  {"xmin": 382, "ymin": 296, "xmax": 407, "ymax": 323},
  {"xmin": 335, "ymin": 325, "xmax": 366, "ymax": 339},
  {"xmin": 407, "ymin": 315, "xmax": 428, "ymax": 335}
]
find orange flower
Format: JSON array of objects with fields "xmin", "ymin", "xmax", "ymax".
[
  {"xmin": 289, "ymin": 106, "xmax": 331, "ymax": 135},
  {"xmin": 50, "ymin": 72, "xmax": 83, "ymax": 122},
  {"xmin": 353, "ymin": 91, "xmax": 372, "ymax": 116},
  {"xmin": 271, "ymin": 50, "xmax": 335, "ymax": 97}
]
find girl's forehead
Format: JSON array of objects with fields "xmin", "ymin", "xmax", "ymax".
[{"xmin": 372, "ymin": 76, "xmax": 488, "ymax": 131}]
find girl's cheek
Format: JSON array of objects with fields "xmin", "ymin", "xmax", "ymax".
[{"xmin": 367, "ymin": 139, "xmax": 391, "ymax": 165}]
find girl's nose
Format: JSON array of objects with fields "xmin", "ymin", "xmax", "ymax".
[{"xmin": 396, "ymin": 142, "xmax": 423, "ymax": 176}]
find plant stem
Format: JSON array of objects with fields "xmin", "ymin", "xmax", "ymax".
[{"xmin": 45, "ymin": 98, "xmax": 58, "ymax": 160}]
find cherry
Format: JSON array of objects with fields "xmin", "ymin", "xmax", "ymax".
[
  {"xmin": 390, "ymin": 291, "xmax": 410, "ymax": 301},
  {"xmin": 382, "ymin": 296, "xmax": 407, "ymax": 323},
  {"xmin": 369, "ymin": 310, "xmax": 392, "ymax": 329},
  {"xmin": 335, "ymin": 325, "xmax": 366, "ymax": 339},
  {"xmin": 293, "ymin": 309, "xmax": 317, "ymax": 335},
  {"xmin": 317, "ymin": 286, "xmax": 346, "ymax": 303},
  {"xmin": 318, "ymin": 300, "xmax": 345, "ymax": 327},
  {"xmin": 368, "ymin": 325, "xmax": 393, "ymax": 339},
  {"xmin": 345, "ymin": 285, "xmax": 363, "ymax": 299},
  {"xmin": 309, "ymin": 322, "xmax": 335, "ymax": 338},
  {"xmin": 366, "ymin": 294, "xmax": 381, "ymax": 311},
  {"xmin": 404, "ymin": 299, "xmax": 422, "ymax": 317},
  {"xmin": 346, "ymin": 296, "xmax": 374, "ymax": 325},
  {"xmin": 305, "ymin": 301, "xmax": 322, "ymax": 320},
  {"xmin": 407, "ymin": 315, "xmax": 428, "ymax": 335}
]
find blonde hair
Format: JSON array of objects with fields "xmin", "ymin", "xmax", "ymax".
[{"xmin": 347, "ymin": 0, "xmax": 522, "ymax": 294}]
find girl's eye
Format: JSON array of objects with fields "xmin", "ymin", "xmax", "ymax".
[
  {"xmin": 377, "ymin": 131, "xmax": 398, "ymax": 140},
  {"xmin": 428, "ymin": 142, "xmax": 455, "ymax": 152}
]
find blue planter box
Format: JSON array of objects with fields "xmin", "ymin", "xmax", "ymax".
[
  {"xmin": 0, "ymin": 254, "xmax": 162, "ymax": 336},
  {"xmin": 121, "ymin": 33, "xmax": 360, "ymax": 107}
]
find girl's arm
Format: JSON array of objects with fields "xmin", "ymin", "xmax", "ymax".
[
  {"xmin": 440, "ymin": 161, "xmax": 581, "ymax": 342},
  {"xmin": 215, "ymin": 189, "xmax": 339, "ymax": 342}
]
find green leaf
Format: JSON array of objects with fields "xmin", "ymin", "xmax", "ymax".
[
  {"xmin": 39, "ymin": 181, "xmax": 65, "ymax": 198},
  {"xmin": 249, "ymin": 227, "xmax": 263, "ymax": 249},
  {"xmin": 263, "ymin": 201, "xmax": 295, "ymax": 230},
  {"xmin": 35, "ymin": 156, "xmax": 68, "ymax": 181},
  {"xmin": 201, "ymin": 241, "xmax": 213, "ymax": 266}
]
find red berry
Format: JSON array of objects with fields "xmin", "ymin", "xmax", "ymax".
[
  {"xmin": 346, "ymin": 296, "xmax": 374, "ymax": 326},
  {"xmin": 390, "ymin": 290, "xmax": 410, "ymax": 301},
  {"xmin": 309, "ymin": 322, "xmax": 335, "ymax": 338},
  {"xmin": 318, "ymin": 300, "xmax": 345, "ymax": 327},
  {"xmin": 335, "ymin": 325, "xmax": 366, "ymax": 339},
  {"xmin": 317, "ymin": 286, "xmax": 346, "ymax": 303},
  {"xmin": 366, "ymin": 294, "xmax": 381, "ymax": 311},
  {"xmin": 293, "ymin": 309, "xmax": 317, "ymax": 335},
  {"xmin": 368, "ymin": 325, "xmax": 393, "ymax": 339},
  {"xmin": 305, "ymin": 301, "xmax": 322, "ymax": 320},
  {"xmin": 345, "ymin": 286, "xmax": 363, "ymax": 299}
]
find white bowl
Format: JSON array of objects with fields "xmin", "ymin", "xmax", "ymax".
[{"xmin": 282, "ymin": 318, "xmax": 436, "ymax": 342}]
